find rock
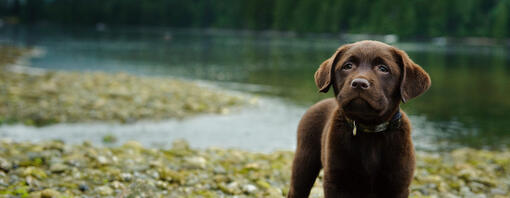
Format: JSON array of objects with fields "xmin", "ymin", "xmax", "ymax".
[
  {"xmin": 0, "ymin": 53, "xmax": 246, "ymax": 127},
  {"xmin": 121, "ymin": 172, "xmax": 133, "ymax": 182},
  {"xmin": 474, "ymin": 194, "xmax": 487, "ymax": 198},
  {"xmin": 49, "ymin": 163, "xmax": 67, "ymax": 173},
  {"xmin": 185, "ymin": 156, "xmax": 207, "ymax": 169},
  {"xmin": 111, "ymin": 180, "xmax": 124, "ymax": 189},
  {"xmin": 310, "ymin": 186, "xmax": 324, "ymax": 197},
  {"xmin": 123, "ymin": 141, "xmax": 143, "ymax": 150},
  {"xmin": 147, "ymin": 170, "xmax": 160, "ymax": 179},
  {"xmin": 266, "ymin": 187, "xmax": 283, "ymax": 197},
  {"xmin": 0, "ymin": 157, "xmax": 11, "ymax": 172},
  {"xmin": 96, "ymin": 185, "xmax": 114, "ymax": 196},
  {"xmin": 213, "ymin": 165, "xmax": 226, "ymax": 174},
  {"xmin": 78, "ymin": 184, "xmax": 89, "ymax": 192},
  {"xmin": 490, "ymin": 187, "xmax": 507, "ymax": 195},
  {"xmin": 155, "ymin": 180, "xmax": 168, "ymax": 189},
  {"xmin": 469, "ymin": 181, "xmax": 486, "ymax": 193},
  {"xmin": 25, "ymin": 175, "xmax": 40, "ymax": 187},
  {"xmin": 460, "ymin": 186, "xmax": 474, "ymax": 197},
  {"xmin": 223, "ymin": 181, "xmax": 242, "ymax": 194},
  {"xmin": 172, "ymin": 139, "xmax": 190, "ymax": 150},
  {"xmin": 0, "ymin": 139, "xmax": 509, "ymax": 197},
  {"xmin": 255, "ymin": 179, "xmax": 271, "ymax": 189},
  {"xmin": 158, "ymin": 168, "xmax": 182, "ymax": 183},
  {"xmin": 23, "ymin": 167, "xmax": 47, "ymax": 179},
  {"xmin": 458, "ymin": 168, "xmax": 478, "ymax": 181},
  {"xmin": 96, "ymin": 156, "xmax": 109, "ymax": 165},
  {"xmin": 440, "ymin": 192, "xmax": 460, "ymax": 198},
  {"xmin": 242, "ymin": 184, "xmax": 258, "ymax": 194},
  {"xmin": 0, "ymin": 177, "xmax": 7, "ymax": 187},
  {"xmin": 149, "ymin": 160, "xmax": 163, "ymax": 168},
  {"xmin": 40, "ymin": 189, "xmax": 60, "ymax": 198}
]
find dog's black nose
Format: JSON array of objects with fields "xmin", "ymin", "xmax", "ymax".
[{"xmin": 351, "ymin": 78, "xmax": 370, "ymax": 89}]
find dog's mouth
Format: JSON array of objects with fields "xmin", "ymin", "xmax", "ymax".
[
  {"xmin": 339, "ymin": 93, "xmax": 387, "ymax": 117},
  {"xmin": 343, "ymin": 98, "xmax": 377, "ymax": 115}
]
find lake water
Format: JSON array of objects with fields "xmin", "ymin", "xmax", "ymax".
[{"xmin": 1, "ymin": 25, "xmax": 509, "ymax": 151}]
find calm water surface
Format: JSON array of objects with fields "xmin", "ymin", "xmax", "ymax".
[{"xmin": 1, "ymin": 25, "xmax": 509, "ymax": 151}]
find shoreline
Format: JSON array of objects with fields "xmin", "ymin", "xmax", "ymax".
[
  {"xmin": 0, "ymin": 140, "xmax": 508, "ymax": 197},
  {"xmin": 0, "ymin": 45, "xmax": 248, "ymax": 126}
]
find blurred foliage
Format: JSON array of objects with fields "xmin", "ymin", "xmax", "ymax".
[{"xmin": 1, "ymin": 0, "xmax": 510, "ymax": 38}]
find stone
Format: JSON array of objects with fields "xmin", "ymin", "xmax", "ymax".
[
  {"xmin": 96, "ymin": 185, "xmax": 114, "ymax": 196},
  {"xmin": 460, "ymin": 186, "xmax": 474, "ymax": 197},
  {"xmin": 123, "ymin": 141, "xmax": 143, "ymax": 150},
  {"xmin": 0, "ymin": 157, "xmax": 11, "ymax": 172},
  {"xmin": 469, "ymin": 181, "xmax": 486, "ymax": 193},
  {"xmin": 172, "ymin": 139, "xmax": 190, "ymax": 151},
  {"xmin": 0, "ymin": 137, "xmax": 509, "ymax": 197},
  {"xmin": 49, "ymin": 163, "xmax": 67, "ymax": 173},
  {"xmin": 242, "ymin": 184, "xmax": 258, "ymax": 194},
  {"xmin": 96, "ymin": 156, "xmax": 109, "ymax": 165},
  {"xmin": 490, "ymin": 188, "xmax": 507, "ymax": 195},
  {"xmin": 23, "ymin": 167, "xmax": 47, "ymax": 179},
  {"xmin": 78, "ymin": 184, "xmax": 89, "ymax": 192},
  {"xmin": 40, "ymin": 189, "xmax": 60, "ymax": 198},
  {"xmin": 111, "ymin": 181, "xmax": 124, "ymax": 189},
  {"xmin": 440, "ymin": 192, "xmax": 460, "ymax": 198},
  {"xmin": 185, "ymin": 156, "xmax": 207, "ymax": 169},
  {"xmin": 121, "ymin": 172, "xmax": 133, "ymax": 182},
  {"xmin": 224, "ymin": 181, "xmax": 242, "ymax": 194}
]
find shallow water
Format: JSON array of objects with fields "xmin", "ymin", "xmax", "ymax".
[
  {"xmin": 0, "ymin": 97, "xmax": 440, "ymax": 152},
  {"xmin": 1, "ymin": 25, "xmax": 509, "ymax": 151}
]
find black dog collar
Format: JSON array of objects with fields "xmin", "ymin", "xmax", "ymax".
[{"xmin": 345, "ymin": 111, "xmax": 402, "ymax": 136}]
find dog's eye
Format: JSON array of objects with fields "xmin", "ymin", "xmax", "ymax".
[
  {"xmin": 377, "ymin": 65, "xmax": 390, "ymax": 73},
  {"xmin": 342, "ymin": 63, "xmax": 353, "ymax": 70}
]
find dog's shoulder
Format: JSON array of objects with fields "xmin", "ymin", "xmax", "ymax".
[
  {"xmin": 297, "ymin": 98, "xmax": 337, "ymax": 135},
  {"xmin": 303, "ymin": 98, "xmax": 337, "ymax": 120}
]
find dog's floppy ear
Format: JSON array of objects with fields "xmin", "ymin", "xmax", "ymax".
[
  {"xmin": 393, "ymin": 48, "xmax": 431, "ymax": 103},
  {"xmin": 314, "ymin": 45, "xmax": 350, "ymax": 93}
]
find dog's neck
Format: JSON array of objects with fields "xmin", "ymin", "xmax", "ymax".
[{"xmin": 341, "ymin": 107, "xmax": 402, "ymax": 136}]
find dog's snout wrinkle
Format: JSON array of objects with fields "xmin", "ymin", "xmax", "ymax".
[{"xmin": 351, "ymin": 78, "xmax": 370, "ymax": 89}]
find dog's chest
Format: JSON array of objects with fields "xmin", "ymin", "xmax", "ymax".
[
  {"xmin": 328, "ymin": 130, "xmax": 389, "ymax": 175},
  {"xmin": 350, "ymin": 136, "xmax": 384, "ymax": 174}
]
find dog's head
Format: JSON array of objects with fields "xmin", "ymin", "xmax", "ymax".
[{"xmin": 315, "ymin": 40, "xmax": 430, "ymax": 121}]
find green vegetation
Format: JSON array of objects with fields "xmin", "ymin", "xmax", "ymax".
[
  {"xmin": 0, "ymin": 45, "xmax": 247, "ymax": 126},
  {"xmin": 0, "ymin": 139, "xmax": 509, "ymax": 197},
  {"xmin": 1, "ymin": 0, "xmax": 510, "ymax": 38}
]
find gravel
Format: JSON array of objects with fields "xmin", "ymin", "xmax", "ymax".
[{"xmin": 0, "ymin": 139, "xmax": 508, "ymax": 197}]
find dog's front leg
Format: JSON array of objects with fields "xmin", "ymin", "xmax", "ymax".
[
  {"xmin": 323, "ymin": 182, "xmax": 365, "ymax": 198},
  {"xmin": 324, "ymin": 182, "xmax": 377, "ymax": 198},
  {"xmin": 323, "ymin": 181, "xmax": 342, "ymax": 197},
  {"xmin": 287, "ymin": 145, "xmax": 322, "ymax": 198}
]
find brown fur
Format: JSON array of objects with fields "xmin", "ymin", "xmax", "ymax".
[{"xmin": 288, "ymin": 40, "xmax": 431, "ymax": 198}]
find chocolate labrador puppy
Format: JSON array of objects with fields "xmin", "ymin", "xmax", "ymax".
[{"xmin": 288, "ymin": 40, "xmax": 430, "ymax": 198}]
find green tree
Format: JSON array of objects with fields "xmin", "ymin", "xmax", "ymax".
[{"xmin": 491, "ymin": 0, "xmax": 509, "ymax": 38}]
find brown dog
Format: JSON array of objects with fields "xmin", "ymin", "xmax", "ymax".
[{"xmin": 288, "ymin": 40, "xmax": 430, "ymax": 198}]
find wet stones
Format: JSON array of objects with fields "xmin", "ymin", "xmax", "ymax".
[
  {"xmin": 0, "ymin": 49, "xmax": 247, "ymax": 127},
  {"xmin": 0, "ymin": 140, "xmax": 508, "ymax": 197},
  {"xmin": 40, "ymin": 188, "xmax": 61, "ymax": 198},
  {"xmin": 49, "ymin": 163, "xmax": 67, "ymax": 173},
  {"xmin": 78, "ymin": 184, "xmax": 89, "ymax": 192},
  {"xmin": 0, "ymin": 157, "xmax": 11, "ymax": 172},
  {"xmin": 96, "ymin": 185, "xmax": 114, "ymax": 196}
]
